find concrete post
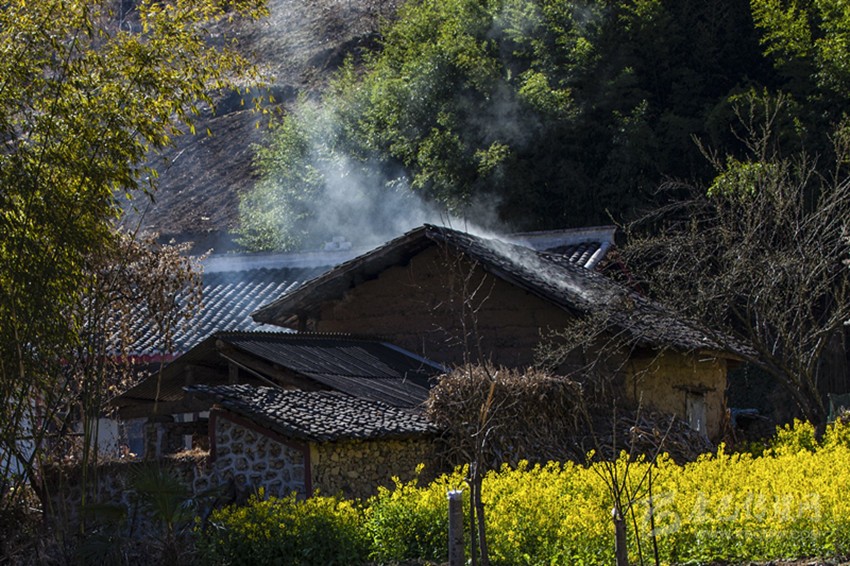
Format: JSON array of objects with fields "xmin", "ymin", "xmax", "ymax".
[{"xmin": 448, "ymin": 490, "xmax": 464, "ymax": 566}]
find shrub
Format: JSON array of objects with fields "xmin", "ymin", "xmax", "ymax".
[
  {"xmin": 767, "ymin": 418, "xmax": 819, "ymax": 456},
  {"xmin": 482, "ymin": 460, "xmax": 612, "ymax": 565},
  {"xmin": 194, "ymin": 419, "xmax": 850, "ymax": 565},
  {"xmin": 363, "ymin": 466, "xmax": 465, "ymax": 563},
  {"xmin": 195, "ymin": 492, "xmax": 368, "ymax": 566}
]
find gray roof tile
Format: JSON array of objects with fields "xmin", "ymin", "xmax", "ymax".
[
  {"xmin": 129, "ymin": 265, "xmax": 330, "ymax": 356},
  {"xmin": 253, "ymin": 225, "xmax": 740, "ymax": 355},
  {"xmin": 188, "ymin": 384, "xmax": 437, "ymax": 442},
  {"xmin": 110, "ymin": 332, "xmax": 444, "ymax": 415}
]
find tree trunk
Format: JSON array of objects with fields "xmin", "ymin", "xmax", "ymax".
[
  {"xmin": 614, "ymin": 506, "xmax": 628, "ymax": 566},
  {"xmin": 472, "ymin": 463, "xmax": 489, "ymax": 566}
]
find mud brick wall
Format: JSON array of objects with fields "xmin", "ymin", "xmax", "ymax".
[
  {"xmin": 627, "ymin": 352, "xmax": 728, "ymax": 441},
  {"xmin": 312, "ymin": 245, "xmax": 578, "ymax": 368}
]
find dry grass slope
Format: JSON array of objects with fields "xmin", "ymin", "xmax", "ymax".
[{"xmin": 127, "ymin": 0, "xmax": 402, "ymax": 251}]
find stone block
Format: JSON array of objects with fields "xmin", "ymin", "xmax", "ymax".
[{"xmin": 268, "ymin": 443, "xmax": 282, "ymax": 457}]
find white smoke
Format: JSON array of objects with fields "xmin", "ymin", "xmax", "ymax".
[
  {"xmin": 251, "ymin": 90, "xmax": 509, "ymax": 251},
  {"xmin": 305, "ymin": 152, "xmax": 452, "ymax": 250}
]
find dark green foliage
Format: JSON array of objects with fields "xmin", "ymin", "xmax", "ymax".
[
  {"xmin": 239, "ymin": 113, "xmax": 322, "ymax": 251},
  {"xmin": 240, "ymin": 0, "xmax": 836, "ymax": 250}
]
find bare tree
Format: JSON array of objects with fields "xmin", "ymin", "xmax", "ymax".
[
  {"xmin": 620, "ymin": 91, "xmax": 850, "ymax": 423},
  {"xmin": 430, "ymin": 243, "xmax": 496, "ymax": 566},
  {"xmin": 1, "ymin": 230, "xmax": 204, "ymax": 530},
  {"xmin": 427, "ymin": 365, "xmax": 584, "ymax": 566}
]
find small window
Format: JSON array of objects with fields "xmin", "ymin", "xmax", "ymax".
[{"xmin": 686, "ymin": 393, "xmax": 707, "ymax": 436}]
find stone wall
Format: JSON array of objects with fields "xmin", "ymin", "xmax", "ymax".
[
  {"xmin": 48, "ymin": 414, "xmax": 437, "ymax": 523},
  {"xmin": 43, "ymin": 452, "xmax": 211, "ymax": 537},
  {"xmin": 211, "ymin": 410, "xmax": 437, "ymax": 500},
  {"xmin": 210, "ymin": 410, "xmax": 308, "ymax": 498},
  {"xmin": 311, "ymin": 437, "xmax": 437, "ymax": 499}
]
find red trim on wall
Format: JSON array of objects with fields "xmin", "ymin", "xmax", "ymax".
[{"xmin": 303, "ymin": 442, "xmax": 312, "ymax": 496}]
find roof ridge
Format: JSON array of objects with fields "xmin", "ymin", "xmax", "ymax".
[{"xmin": 212, "ymin": 329, "xmax": 403, "ymax": 343}]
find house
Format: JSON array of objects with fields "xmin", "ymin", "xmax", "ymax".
[
  {"xmin": 48, "ymin": 383, "xmax": 437, "ymax": 521},
  {"xmin": 100, "ymin": 225, "xmax": 638, "ymax": 499},
  {"xmin": 46, "ymin": 221, "xmax": 741, "ymax": 523},
  {"xmin": 105, "ymin": 331, "xmax": 446, "ymax": 498},
  {"xmin": 108, "ymin": 246, "xmax": 361, "ymax": 456},
  {"xmin": 110, "ymin": 331, "xmax": 446, "ymax": 453},
  {"xmin": 112, "ymin": 225, "xmax": 617, "ymax": 422},
  {"xmin": 185, "ymin": 384, "xmax": 437, "ymax": 499},
  {"xmin": 251, "ymin": 224, "xmax": 740, "ymax": 440},
  {"xmin": 48, "ymin": 224, "xmax": 752, "ymax": 536}
]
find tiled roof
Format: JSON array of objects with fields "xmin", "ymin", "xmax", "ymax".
[
  {"xmin": 129, "ymin": 259, "xmax": 342, "ymax": 357},
  {"xmin": 110, "ymin": 332, "xmax": 444, "ymax": 417},
  {"xmin": 174, "ymin": 267, "xmax": 322, "ymax": 349},
  {"xmin": 188, "ymin": 384, "xmax": 437, "ymax": 442},
  {"xmin": 218, "ymin": 332, "xmax": 441, "ymax": 407},
  {"xmin": 252, "ymin": 225, "xmax": 740, "ymax": 355},
  {"xmin": 512, "ymin": 226, "xmax": 616, "ymax": 269},
  {"xmin": 125, "ymin": 231, "xmax": 611, "ymax": 357}
]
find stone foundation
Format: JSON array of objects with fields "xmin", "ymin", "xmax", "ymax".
[
  {"xmin": 46, "ymin": 411, "xmax": 438, "ymax": 536},
  {"xmin": 210, "ymin": 411, "xmax": 308, "ymax": 498}
]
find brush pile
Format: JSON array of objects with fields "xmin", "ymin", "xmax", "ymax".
[{"xmin": 426, "ymin": 365, "xmax": 714, "ymax": 470}]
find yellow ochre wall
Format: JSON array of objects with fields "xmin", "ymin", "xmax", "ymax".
[{"xmin": 626, "ymin": 353, "xmax": 728, "ymax": 441}]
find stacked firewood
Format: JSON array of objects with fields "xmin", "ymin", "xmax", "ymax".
[{"xmin": 426, "ymin": 365, "xmax": 714, "ymax": 471}]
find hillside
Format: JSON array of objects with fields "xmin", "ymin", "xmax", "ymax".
[{"xmin": 125, "ymin": 0, "xmax": 401, "ymax": 252}]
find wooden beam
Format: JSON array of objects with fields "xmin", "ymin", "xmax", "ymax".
[{"xmin": 216, "ymin": 345, "xmax": 326, "ymax": 391}]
